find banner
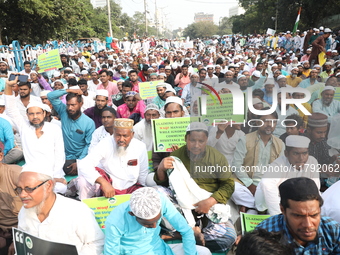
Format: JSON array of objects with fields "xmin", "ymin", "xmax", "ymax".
[
  {"xmin": 240, "ymin": 212, "xmax": 271, "ymax": 234},
  {"xmin": 198, "ymin": 93, "xmax": 246, "ymax": 125},
  {"xmin": 266, "ymin": 28, "xmax": 276, "ymax": 36},
  {"xmin": 152, "ymin": 117, "xmax": 200, "ymax": 153},
  {"xmin": 82, "ymin": 195, "xmax": 131, "ymax": 231},
  {"xmin": 37, "ymin": 49, "xmax": 62, "ymax": 73},
  {"xmin": 138, "ymin": 81, "xmax": 161, "ymax": 99},
  {"xmin": 318, "ymin": 52, "xmax": 326, "ymax": 66},
  {"xmin": 13, "ymin": 228, "xmax": 78, "ymax": 255}
]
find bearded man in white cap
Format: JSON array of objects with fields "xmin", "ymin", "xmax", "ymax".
[
  {"xmin": 4, "ymin": 78, "xmax": 67, "ymax": 193},
  {"xmin": 104, "ymin": 187, "xmax": 211, "ymax": 255},
  {"xmin": 84, "ymin": 89, "xmax": 108, "ymax": 128},
  {"xmin": 133, "ymin": 103, "xmax": 160, "ymax": 151},
  {"xmin": 312, "ymin": 86, "xmax": 340, "ymax": 123},
  {"xmin": 154, "ymin": 122, "xmax": 236, "ymax": 253},
  {"xmin": 255, "ymin": 135, "xmax": 320, "ymax": 215},
  {"xmin": 286, "ymin": 67, "xmax": 302, "ymax": 87},
  {"xmin": 152, "ymin": 82, "xmax": 168, "ymax": 109},
  {"xmin": 73, "ymin": 118, "xmax": 149, "ymax": 199},
  {"xmin": 8, "ymin": 165, "xmax": 104, "ymax": 255}
]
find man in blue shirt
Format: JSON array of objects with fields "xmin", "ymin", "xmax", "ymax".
[
  {"xmin": 104, "ymin": 187, "xmax": 211, "ymax": 255},
  {"xmin": 257, "ymin": 177, "xmax": 340, "ymax": 255},
  {"xmin": 48, "ymin": 87, "xmax": 95, "ymax": 175}
]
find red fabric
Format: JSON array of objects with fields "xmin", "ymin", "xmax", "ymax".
[
  {"xmin": 138, "ymin": 71, "xmax": 147, "ymax": 82},
  {"xmin": 95, "ymin": 167, "xmax": 143, "ymax": 195}
]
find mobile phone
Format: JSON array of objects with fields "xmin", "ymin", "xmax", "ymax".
[{"xmin": 9, "ymin": 74, "xmax": 28, "ymax": 82}]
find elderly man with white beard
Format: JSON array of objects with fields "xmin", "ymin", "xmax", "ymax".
[
  {"xmin": 73, "ymin": 118, "xmax": 149, "ymax": 199},
  {"xmin": 8, "ymin": 165, "xmax": 104, "ymax": 255},
  {"xmin": 133, "ymin": 103, "xmax": 160, "ymax": 151}
]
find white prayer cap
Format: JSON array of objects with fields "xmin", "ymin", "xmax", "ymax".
[
  {"xmin": 324, "ymin": 28, "xmax": 332, "ymax": 33},
  {"xmin": 144, "ymin": 103, "xmax": 160, "ymax": 113},
  {"xmin": 155, "ymin": 83, "xmax": 167, "ymax": 89},
  {"xmin": 332, "ymin": 50, "xmax": 338, "ymax": 53},
  {"xmin": 53, "ymin": 71, "xmax": 61, "ymax": 77},
  {"xmin": 225, "ymin": 70, "xmax": 233, "ymax": 74},
  {"xmin": 237, "ymin": 74, "xmax": 246, "ymax": 81},
  {"xmin": 117, "ymin": 63, "xmax": 123, "ymax": 67},
  {"xmin": 165, "ymin": 66, "xmax": 172, "ymax": 70},
  {"xmin": 252, "ymin": 70, "xmax": 261, "ymax": 78},
  {"xmin": 165, "ymin": 96, "xmax": 182, "ymax": 107},
  {"xmin": 130, "ymin": 187, "xmax": 161, "ymax": 220},
  {"xmin": 40, "ymin": 90, "xmax": 50, "ymax": 97},
  {"xmin": 90, "ymin": 55, "xmax": 96, "ymax": 60},
  {"xmin": 319, "ymin": 26, "xmax": 324, "ymax": 30},
  {"xmin": 271, "ymin": 64, "xmax": 278, "ymax": 68},
  {"xmin": 0, "ymin": 61, "xmax": 8, "ymax": 66},
  {"xmin": 171, "ymin": 63, "xmax": 178, "ymax": 69},
  {"xmin": 291, "ymin": 67, "xmax": 299, "ymax": 71},
  {"xmin": 268, "ymin": 60, "xmax": 274, "ymax": 65},
  {"xmin": 165, "ymin": 86, "xmax": 176, "ymax": 94},
  {"xmin": 252, "ymin": 98, "xmax": 263, "ymax": 105},
  {"xmin": 324, "ymin": 62, "xmax": 332, "ymax": 66},
  {"xmin": 190, "ymin": 72, "xmax": 199, "ymax": 77},
  {"xmin": 286, "ymin": 31, "xmax": 291, "ymax": 34},
  {"xmin": 120, "ymin": 69, "xmax": 127, "ymax": 73},
  {"xmin": 286, "ymin": 135, "xmax": 310, "ymax": 148},
  {"xmin": 68, "ymin": 85, "xmax": 80, "ymax": 90},
  {"xmin": 117, "ymin": 79, "xmax": 125, "ymax": 83},
  {"xmin": 68, "ymin": 52, "xmax": 75, "ymax": 56},
  {"xmin": 306, "ymin": 48, "xmax": 312, "ymax": 52},
  {"xmin": 151, "ymin": 63, "xmax": 157, "ymax": 67},
  {"xmin": 276, "ymin": 57, "xmax": 282, "ymax": 61},
  {"xmin": 65, "ymin": 67, "xmax": 73, "ymax": 71},
  {"xmin": 158, "ymin": 73, "xmax": 166, "ymax": 77},
  {"xmin": 277, "ymin": 75, "xmax": 286, "ymax": 81},
  {"xmin": 206, "ymin": 65, "xmax": 214, "ymax": 69},
  {"xmin": 0, "ymin": 98, "xmax": 5, "ymax": 105},
  {"xmin": 293, "ymin": 57, "xmax": 298, "ymax": 60},
  {"xmin": 108, "ymin": 56, "xmax": 114, "ymax": 61},
  {"xmin": 322, "ymin": 86, "xmax": 336, "ymax": 93},
  {"xmin": 21, "ymin": 163, "xmax": 53, "ymax": 179},
  {"xmin": 81, "ymin": 70, "xmax": 88, "ymax": 75},
  {"xmin": 148, "ymin": 67, "xmax": 154, "ymax": 71},
  {"xmin": 186, "ymin": 122, "xmax": 208, "ymax": 132},
  {"xmin": 68, "ymin": 74, "xmax": 76, "ymax": 78},
  {"xmin": 26, "ymin": 101, "xmax": 45, "ymax": 110},
  {"xmin": 96, "ymin": 89, "xmax": 109, "ymax": 97},
  {"xmin": 42, "ymin": 104, "xmax": 51, "ymax": 113}
]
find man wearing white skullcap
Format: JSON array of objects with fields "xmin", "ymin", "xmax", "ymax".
[
  {"xmin": 152, "ymin": 82, "xmax": 168, "ymax": 109},
  {"xmin": 133, "ymin": 103, "xmax": 160, "ymax": 151},
  {"xmin": 181, "ymin": 72, "xmax": 202, "ymax": 107},
  {"xmin": 4, "ymin": 78, "xmax": 67, "ymax": 194},
  {"xmin": 155, "ymin": 122, "xmax": 236, "ymax": 252},
  {"xmin": 13, "ymin": 164, "xmax": 105, "ymax": 254},
  {"xmin": 286, "ymin": 67, "xmax": 302, "ymax": 87},
  {"xmin": 320, "ymin": 62, "xmax": 334, "ymax": 82},
  {"xmin": 255, "ymin": 135, "xmax": 321, "ymax": 215},
  {"xmin": 312, "ymin": 86, "xmax": 340, "ymax": 123},
  {"xmin": 104, "ymin": 187, "xmax": 211, "ymax": 255}
]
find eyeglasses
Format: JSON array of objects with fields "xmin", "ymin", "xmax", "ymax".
[{"xmin": 14, "ymin": 180, "xmax": 50, "ymax": 195}]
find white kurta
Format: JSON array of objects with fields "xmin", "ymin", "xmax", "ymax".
[
  {"xmin": 78, "ymin": 137, "xmax": 149, "ymax": 190},
  {"xmin": 207, "ymin": 127, "xmax": 245, "ymax": 165},
  {"xmin": 133, "ymin": 119, "xmax": 153, "ymax": 151},
  {"xmin": 4, "ymin": 94, "xmax": 65, "ymax": 179},
  {"xmin": 255, "ymin": 155, "xmax": 320, "ymax": 215},
  {"xmin": 322, "ymin": 180, "xmax": 340, "ymax": 223},
  {"xmin": 18, "ymin": 194, "xmax": 104, "ymax": 255}
]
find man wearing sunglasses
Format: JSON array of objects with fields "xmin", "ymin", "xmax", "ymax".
[{"xmin": 8, "ymin": 165, "xmax": 104, "ymax": 255}]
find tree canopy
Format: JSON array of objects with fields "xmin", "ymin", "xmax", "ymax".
[
  {"xmin": 0, "ymin": 0, "xmax": 164, "ymax": 45},
  {"xmin": 231, "ymin": 0, "xmax": 340, "ymax": 34}
]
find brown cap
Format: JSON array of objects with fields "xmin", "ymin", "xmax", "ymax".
[{"xmin": 308, "ymin": 113, "xmax": 328, "ymax": 128}]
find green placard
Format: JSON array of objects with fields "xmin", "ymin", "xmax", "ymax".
[
  {"xmin": 240, "ymin": 212, "xmax": 271, "ymax": 234},
  {"xmin": 82, "ymin": 195, "xmax": 131, "ymax": 232},
  {"xmin": 148, "ymin": 150, "xmax": 153, "ymax": 171},
  {"xmin": 151, "ymin": 117, "xmax": 200, "ymax": 153},
  {"xmin": 138, "ymin": 81, "xmax": 161, "ymax": 99},
  {"xmin": 198, "ymin": 93, "xmax": 246, "ymax": 126},
  {"xmin": 37, "ymin": 49, "xmax": 63, "ymax": 73}
]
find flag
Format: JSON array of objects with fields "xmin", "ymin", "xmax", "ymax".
[{"xmin": 292, "ymin": 7, "xmax": 302, "ymax": 34}]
